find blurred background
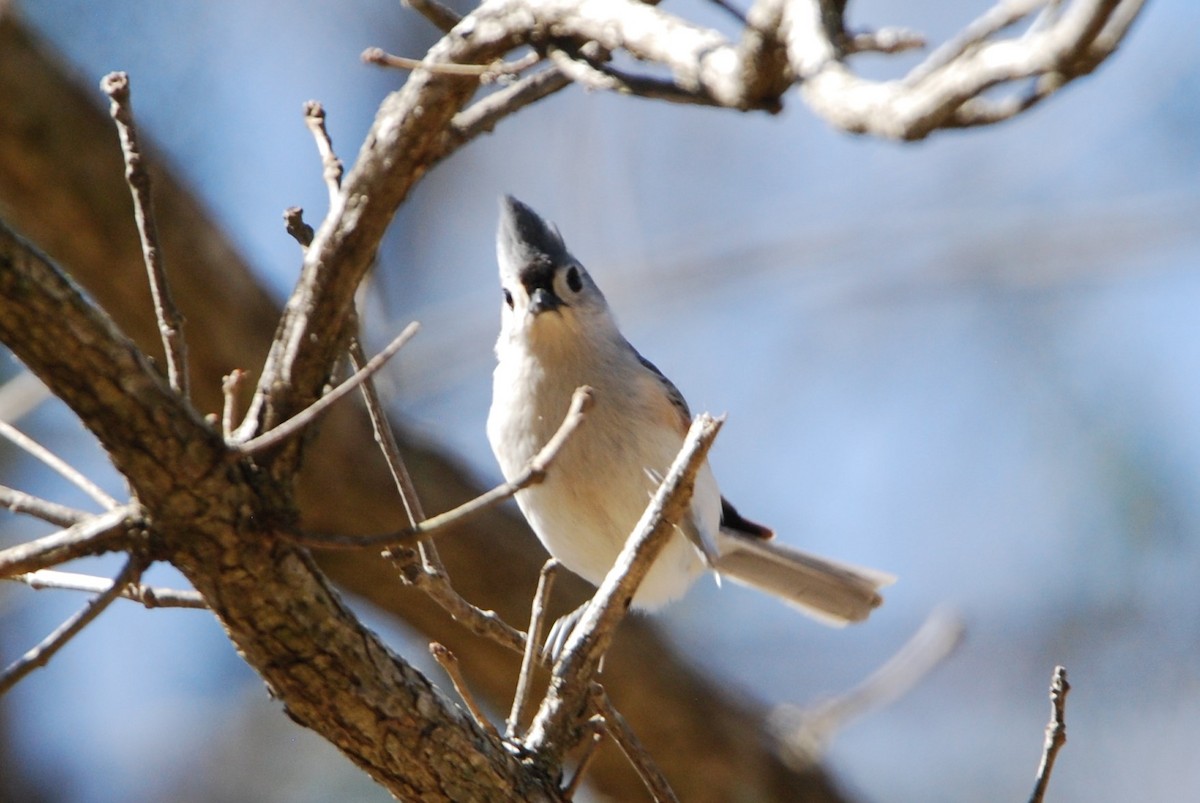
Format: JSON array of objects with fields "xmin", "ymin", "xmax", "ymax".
[{"xmin": 2, "ymin": 0, "xmax": 1197, "ymax": 800}]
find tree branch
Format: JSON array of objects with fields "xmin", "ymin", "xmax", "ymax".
[
  {"xmin": 288, "ymin": 385, "xmax": 592, "ymax": 551},
  {"xmin": 525, "ymin": 413, "xmax": 724, "ymax": 763},
  {"xmin": 1029, "ymin": 665, "xmax": 1070, "ymax": 803},
  {"xmin": 100, "ymin": 72, "xmax": 190, "ymax": 397},
  {"xmin": 6, "ymin": 568, "xmax": 207, "ymax": 609},
  {"xmin": 303, "ymin": 101, "xmax": 343, "ymax": 207},
  {"xmin": 0, "ymin": 419, "xmax": 119, "ymax": 510},
  {"xmin": 0, "ymin": 484, "xmax": 89, "ymax": 528},
  {"xmin": 0, "ymin": 212, "xmax": 560, "ymax": 800},
  {"xmin": 0, "ymin": 507, "xmax": 135, "ymax": 579},
  {"xmin": 236, "ymin": 321, "xmax": 419, "ymax": 454},
  {"xmin": 0, "ymin": 556, "xmax": 141, "ymax": 695}
]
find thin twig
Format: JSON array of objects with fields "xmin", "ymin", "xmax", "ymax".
[
  {"xmin": 303, "ymin": 101, "xmax": 343, "ymax": 207},
  {"xmin": 770, "ymin": 607, "xmax": 966, "ymax": 767},
  {"xmin": 593, "ymin": 685, "xmax": 680, "ymax": 803},
  {"xmin": 221, "ymin": 369, "xmax": 248, "ymax": 440},
  {"xmin": 0, "ymin": 420, "xmax": 118, "ymax": 510},
  {"xmin": 0, "ymin": 484, "xmax": 88, "ymax": 527},
  {"xmin": 363, "ymin": 47, "xmax": 492, "ymax": 76},
  {"xmin": 99, "ymin": 71, "xmax": 189, "ymax": 398},
  {"xmin": 346, "ymin": 330, "xmax": 428, "ymax": 539},
  {"xmin": 403, "ymin": 0, "xmax": 461, "ymax": 32},
  {"xmin": 524, "ymin": 413, "xmax": 724, "ymax": 762},
  {"xmin": 429, "ymin": 642, "xmax": 502, "ymax": 741},
  {"xmin": 283, "ymin": 206, "xmax": 314, "ymax": 249},
  {"xmin": 285, "ymin": 386, "xmax": 593, "ymax": 551},
  {"xmin": 0, "ymin": 556, "xmax": 141, "ymax": 695},
  {"xmin": 7, "ymin": 569, "xmax": 207, "ymax": 609},
  {"xmin": 563, "ymin": 716, "xmax": 606, "ymax": 799},
  {"xmin": 1029, "ymin": 665, "xmax": 1070, "ymax": 803},
  {"xmin": 237, "ymin": 322, "xmax": 419, "ymax": 455},
  {"xmin": 547, "ymin": 47, "xmax": 716, "ymax": 106},
  {"xmin": 944, "ymin": 83, "xmax": 1056, "ymax": 128},
  {"xmin": 347, "ymin": 325, "xmax": 453, "ymax": 636},
  {"xmin": 444, "ymin": 66, "xmax": 572, "ymax": 151},
  {"xmin": 0, "ymin": 507, "xmax": 134, "ymax": 579},
  {"xmin": 906, "ymin": 0, "xmax": 1044, "ymax": 85},
  {"xmin": 507, "ymin": 559, "xmax": 561, "ymax": 738},
  {"xmin": 362, "ymin": 47, "xmax": 537, "ymax": 83},
  {"xmin": 344, "ymin": 323, "xmax": 527, "ymax": 652}
]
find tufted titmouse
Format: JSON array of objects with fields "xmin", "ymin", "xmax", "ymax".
[{"xmin": 487, "ymin": 196, "xmax": 892, "ymax": 628}]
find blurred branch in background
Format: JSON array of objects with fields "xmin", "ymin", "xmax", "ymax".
[
  {"xmin": 771, "ymin": 608, "xmax": 966, "ymax": 768},
  {"xmin": 0, "ymin": 0, "xmax": 1150, "ymax": 798},
  {"xmin": 0, "ymin": 10, "xmax": 851, "ymax": 801}
]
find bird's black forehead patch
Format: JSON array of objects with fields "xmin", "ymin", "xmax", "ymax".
[
  {"xmin": 519, "ymin": 257, "xmax": 559, "ymax": 295},
  {"xmin": 499, "ymin": 195, "xmax": 573, "ymax": 294}
]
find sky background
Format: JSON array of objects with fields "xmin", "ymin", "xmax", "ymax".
[{"xmin": 3, "ymin": 1, "xmax": 1199, "ymax": 801}]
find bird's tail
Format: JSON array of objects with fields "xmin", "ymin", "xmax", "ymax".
[{"xmin": 713, "ymin": 533, "xmax": 895, "ymax": 625}]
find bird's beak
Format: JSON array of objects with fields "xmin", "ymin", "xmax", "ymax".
[{"xmin": 528, "ymin": 287, "xmax": 563, "ymax": 316}]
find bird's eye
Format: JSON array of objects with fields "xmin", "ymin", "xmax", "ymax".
[
  {"xmin": 565, "ymin": 266, "xmax": 583, "ymax": 293},
  {"xmin": 503, "ymin": 289, "xmax": 514, "ymax": 309}
]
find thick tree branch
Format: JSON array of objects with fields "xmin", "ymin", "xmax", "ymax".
[
  {"xmin": 1, "ymin": 0, "xmax": 1143, "ymax": 795},
  {"xmin": 5, "ymin": 15, "xmax": 666, "ymax": 798},
  {"xmin": 0, "ymin": 214, "xmax": 560, "ymax": 800}
]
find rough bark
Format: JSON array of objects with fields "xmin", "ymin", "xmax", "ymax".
[{"xmin": 0, "ymin": 13, "xmax": 845, "ymax": 802}]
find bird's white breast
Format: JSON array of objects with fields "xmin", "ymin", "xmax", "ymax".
[{"xmin": 487, "ymin": 335, "xmax": 715, "ymax": 609}]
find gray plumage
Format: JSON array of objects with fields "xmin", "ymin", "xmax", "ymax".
[{"xmin": 487, "ymin": 195, "xmax": 893, "ymax": 623}]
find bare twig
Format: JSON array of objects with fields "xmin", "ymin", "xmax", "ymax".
[
  {"xmin": 547, "ymin": 47, "xmax": 717, "ymax": 107},
  {"xmin": 303, "ymin": 101, "xmax": 343, "ymax": 207},
  {"xmin": 524, "ymin": 413, "xmax": 724, "ymax": 762},
  {"xmin": 507, "ymin": 559, "xmax": 561, "ymax": 738},
  {"xmin": 0, "ymin": 420, "xmax": 118, "ymax": 510},
  {"xmin": 444, "ymin": 66, "xmax": 572, "ymax": 151},
  {"xmin": 430, "ymin": 642, "xmax": 502, "ymax": 742},
  {"xmin": 770, "ymin": 607, "xmax": 966, "ymax": 767},
  {"xmin": 287, "ymin": 385, "xmax": 593, "ymax": 551},
  {"xmin": 7, "ymin": 569, "xmax": 207, "ymax": 609},
  {"xmin": 0, "ymin": 484, "xmax": 88, "ymax": 527},
  {"xmin": 283, "ymin": 206, "xmax": 314, "ymax": 249},
  {"xmin": 343, "ymin": 324, "xmax": 529, "ymax": 652},
  {"xmin": 364, "ymin": 47, "xmax": 537, "ymax": 82},
  {"xmin": 346, "ymin": 330, "xmax": 427, "ymax": 536},
  {"xmin": 0, "ymin": 507, "xmax": 134, "ymax": 579},
  {"xmin": 0, "ymin": 556, "xmax": 141, "ymax": 695},
  {"xmin": 403, "ymin": 0, "xmax": 461, "ymax": 33},
  {"xmin": 907, "ymin": 0, "xmax": 1044, "ymax": 85},
  {"xmin": 563, "ymin": 716, "xmax": 606, "ymax": 799},
  {"xmin": 237, "ymin": 322, "xmax": 419, "ymax": 454},
  {"xmin": 221, "ymin": 369, "xmax": 248, "ymax": 440},
  {"xmin": 593, "ymin": 685, "xmax": 680, "ymax": 803},
  {"xmin": 99, "ymin": 71, "xmax": 189, "ymax": 398},
  {"xmin": 1029, "ymin": 665, "xmax": 1070, "ymax": 803}
]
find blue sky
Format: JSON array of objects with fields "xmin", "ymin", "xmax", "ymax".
[{"xmin": 5, "ymin": 1, "xmax": 1199, "ymax": 800}]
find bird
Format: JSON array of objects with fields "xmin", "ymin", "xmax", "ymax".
[{"xmin": 486, "ymin": 195, "xmax": 892, "ymax": 648}]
